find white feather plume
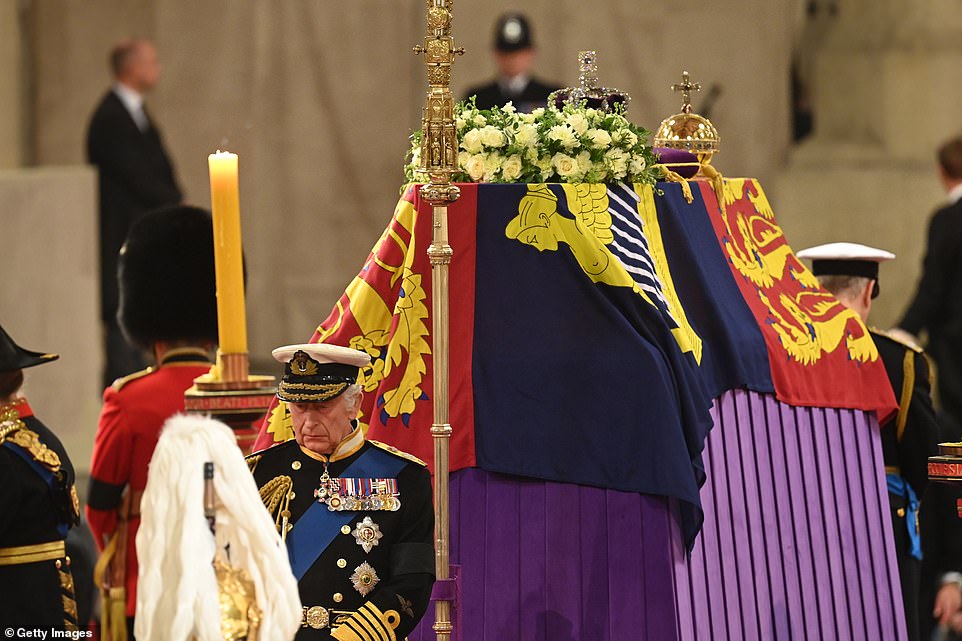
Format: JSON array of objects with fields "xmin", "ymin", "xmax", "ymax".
[{"xmin": 135, "ymin": 414, "xmax": 302, "ymax": 641}]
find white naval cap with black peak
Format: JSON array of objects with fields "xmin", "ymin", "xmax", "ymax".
[{"xmin": 796, "ymin": 242, "xmax": 895, "ymax": 299}]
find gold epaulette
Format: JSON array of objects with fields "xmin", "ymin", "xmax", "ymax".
[
  {"xmin": 369, "ymin": 440, "xmax": 427, "ymax": 467},
  {"xmin": 870, "ymin": 327, "xmax": 923, "ymax": 353},
  {"xmin": 0, "ymin": 417, "xmax": 24, "ymax": 445},
  {"xmin": 0, "ymin": 422, "xmax": 61, "ymax": 471},
  {"xmin": 245, "ymin": 453, "xmax": 262, "ymax": 474},
  {"xmin": 111, "ymin": 366, "xmax": 155, "ymax": 392}
]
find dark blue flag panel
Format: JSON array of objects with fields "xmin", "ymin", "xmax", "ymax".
[
  {"xmin": 652, "ymin": 183, "xmax": 775, "ymax": 398},
  {"xmin": 472, "ymin": 183, "xmax": 713, "ymax": 547}
]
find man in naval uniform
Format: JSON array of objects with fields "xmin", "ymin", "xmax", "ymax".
[
  {"xmin": 87, "ymin": 206, "xmax": 218, "ymax": 639},
  {"xmin": 0, "ymin": 323, "xmax": 81, "ymax": 629},
  {"xmin": 462, "ymin": 12, "xmax": 561, "ymax": 113},
  {"xmin": 798, "ymin": 242, "xmax": 940, "ymax": 641},
  {"xmin": 249, "ymin": 343, "xmax": 435, "ymax": 641}
]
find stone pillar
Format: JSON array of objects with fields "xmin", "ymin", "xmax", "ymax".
[
  {"xmin": 771, "ymin": 1, "xmax": 962, "ymax": 327},
  {"xmin": 0, "ymin": 0, "xmax": 24, "ymax": 168}
]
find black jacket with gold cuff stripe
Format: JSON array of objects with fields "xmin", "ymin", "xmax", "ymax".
[{"xmin": 249, "ymin": 431, "xmax": 435, "ymax": 641}]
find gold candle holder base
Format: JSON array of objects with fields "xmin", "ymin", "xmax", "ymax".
[
  {"xmin": 185, "ymin": 352, "xmax": 276, "ymax": 453},
  {"xmin": 928, "ymin": 442, "xmax": 962, "ymax": 483}
]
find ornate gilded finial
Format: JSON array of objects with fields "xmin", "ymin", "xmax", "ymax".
[
  {"xmin": 412, "ymin": 0, "xmax": 463, "ymax": 200},
  {"xmin": 549, "ymin": 51, "xmax": 630, "ymax": 113},
  {"xmin": 671, "ymin": 71, "xmax": 701, "ymax": 115}
]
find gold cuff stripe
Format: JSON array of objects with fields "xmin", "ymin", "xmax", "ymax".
[
  {"xmin": 896, "ymin": 349, "xmax": 915, "ymax": 442},
  {"xmin": 0, "ymin": 540, "xmax": 65, "ymax": 565},
  {"xmin": 340, "ymin": 618, "xmax": 375, "ymax": 641},
  {"xmin": 353, "ymin": 610, "xmax": 381, "ymax": 641},
  {"xmin": 360, "ymin": 603, "xmax": 396, "ymax": 641}
]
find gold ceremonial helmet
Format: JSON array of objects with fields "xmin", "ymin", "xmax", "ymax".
[{"xmin": 653, "ymin": 71, "xmax": 720, "ymax": 165}]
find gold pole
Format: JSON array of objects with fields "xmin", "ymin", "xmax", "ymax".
[{"xmin": 413, "ymin": 2, "xmax": 462, "ymax": 640}]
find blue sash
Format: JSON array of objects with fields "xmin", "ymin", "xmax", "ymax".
[
  {"xmin": 2, "ymin": 439, "xmax": 69, "ymax": 537},
  {"xmin": 886, "ymin": 473, "xmax": 921, "ymax": 561},
  {"xmin": 287, "ymin": 446, "xmax": 406, "ymax": 580}
]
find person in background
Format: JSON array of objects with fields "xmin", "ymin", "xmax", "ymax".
[
  {"xmin": 87, "ymin": 206, "xmax": 218, "ymax": 641},
  {"xmin": 86, "ymin": 38, "xmax": 183, "ymax": 389},
  {"xmin": 797, "ymin": 242, "xmax": 941, "ymax": 641},
  {"xmin": 0, "ymin": 322, "xmax": 80, "ymax": 630},
  {"xmin": 461, "ymin": 12, "xmax": 561, "ymax": 113},
  {"xmin": 893, "ymin": 135, "xmax": 962, "ymax": 438}
]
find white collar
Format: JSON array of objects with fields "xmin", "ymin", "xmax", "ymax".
[
  {"xmin": 947, "ymin": 181, "xmax": 962, "ymax": 205},
  {"xmin": 500, "ymin": 74, "xmax": 530, "ymax": 96},
  {"xmin": 113, "ymin": 82, "xmax": 144, "ymax": 114}
]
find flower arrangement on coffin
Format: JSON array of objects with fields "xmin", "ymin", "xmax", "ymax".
[{"xmin": 404, "ymin": 98, "xmax": 665, "ymax": 186}]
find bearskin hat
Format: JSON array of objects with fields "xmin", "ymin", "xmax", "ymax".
[{"xmin": 117, "ymin": 205, "xmax": 218, "ymax": 350}]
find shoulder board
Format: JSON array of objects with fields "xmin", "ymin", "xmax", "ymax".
[
  {"xmin": 111, "ymin": 366, "xmax": 155, "ymax": 391},
  {"xmin": 2, "ymin": 424, "xmax": 61, "ymax": 471},
  {"xmin": 368, "ymin": 440, "xmax": 427, "ymax": 467},
  {"xmin": 245, "ymin": 453, "xmax": 262, "ymax": 473},
  {"xmin": 0, "ymin": 417, "xmax": 24, "ymax": 445},
  {"xmin": 870, "ymin": 328, "xmax": 923, "ymax": 353}
]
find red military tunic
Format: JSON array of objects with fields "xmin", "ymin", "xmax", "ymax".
[{"xmin": 86, "ymin": 348, "xmax": 211, "ymax": 615}]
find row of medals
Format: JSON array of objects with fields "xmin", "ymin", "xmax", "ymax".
[{"xmin": 314, "ymin": 468, "xmax": 401, "ymax": 512}]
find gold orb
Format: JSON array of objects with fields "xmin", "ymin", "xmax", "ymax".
[{"xmin": 654, "ymin": 112, "xmax": 720, "ymax": 161}]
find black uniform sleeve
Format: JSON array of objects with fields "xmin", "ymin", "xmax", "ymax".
[
  {"xmin": 899, "ymin": 350, "xmax": 941, "ymax": 496},
  {"xmin": 331, "ymin": 464, "xmax": 435, "ymax": 641}
]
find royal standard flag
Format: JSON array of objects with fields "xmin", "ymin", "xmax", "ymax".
[{"xmin": 253, "ymin": 180, "xmax": 897, "ymax": 547}]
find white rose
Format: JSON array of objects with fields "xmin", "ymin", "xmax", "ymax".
[
  {"xmin": 587, "ymin": 128, "xmax": 612, "ymax": 149},
  {"xmin": 465, "ymin": 153, "xmax": 487, "ymax": 181},
  {"xmin": 610, "ymin": 130, "xmax": 624, "ymax": 144},
  {"xmin": 566, "ymin": 113, "xmax": 589, "ymax": 136},
  {"xmin": 629, "ymin": 155, "xmax": 648, "ymax": 175},
  {"xmin": 480, "ymin": 126, "xmax": 507, "ymax": 148},
  {"xmin": 461, "ymin": 129, "xmax": 484, "ymax": 154},
  {"xmin": 548, "ymin": 124, "xmax": 579, "ymax": 150},
  {"xmin": 622, "ymin": 130, "xmax": 639, "ymax": 147},
  {"xmin": 576, "ymin": 150, "xmax": 592, "ymax": 174},
  {"xmin": 606, "ymin": 148, "xmax": 629, "ymax": 178},
  {"xmin": 536, "ymin": 155, "xmax": 554, "ymax": 177},
  {"xmin": 455, "ymin": 117, "xmax": 466, "ymax": 130},
  {"xmin": 473, "ymin": 114, "xmax": 487, "ymax": 126},
  {"xmin": 457, "ymin": 151, "xmax": 471, "ymax": 170},
  {"xmin": 520, "ymin": 112, "xmax": 536, "ymax": 124},
  {"xmin": 515, "ymin": 124, "xmax": 539, "ymax": 149},
  {"xmin": 501, "ymin": 154, "xmax": 523, "ymax": 181},
  {"xmin": 552, "ymin": 152, "xmax": 582, "ymax": 179},
  {"xmin": 530, "ymin": 107, "xmax": 545, "ymax": 119},
  {"xmin": 483, "ymin": 152, "xmax": 503, "ymax": 180}
]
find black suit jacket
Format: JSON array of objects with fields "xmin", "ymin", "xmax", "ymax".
[
  {"xmin": 898, "ymin": 198, "xmax": 962, "ymax": 425},
  {"xmin": 462, "ymin": 77, "xmax": 561, "ymax": 113},
  {"xmin": 86, "ymin": 90, "xmax": 182, "ymax": 322}
]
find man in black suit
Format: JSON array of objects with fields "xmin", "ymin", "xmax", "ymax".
[
  {"xmin": 462, "ymin": 13, "xmax": 561, "ymax": 113},
  {"xmin": 87, "ymin": 38, "xmax": 182, "ymax": 389},
  {"xmin": 893, "ymin": 136, "xmax": 962, "ymax": 435}
]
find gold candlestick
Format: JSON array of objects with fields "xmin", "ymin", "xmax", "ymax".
[
  {"xmin": 413, "ymin": 3, "xmax": 461, "ymax": 639},
  {"xmin": 184, "ymin": 151, "xmax": 276, "ymax": 453}
]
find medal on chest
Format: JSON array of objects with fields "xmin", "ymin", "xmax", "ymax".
[{"xmin": 313, "ymin": 464, "xmax": 400, "ymax": 511}]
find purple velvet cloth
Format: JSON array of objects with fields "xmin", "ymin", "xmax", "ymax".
[
  {"xmin": 655, "ymin": 147, "xmax": 700, "ymax": 178},
  {"xmin": 411, "ymin": 389, "xmax": 906, "ymax": 641}
]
